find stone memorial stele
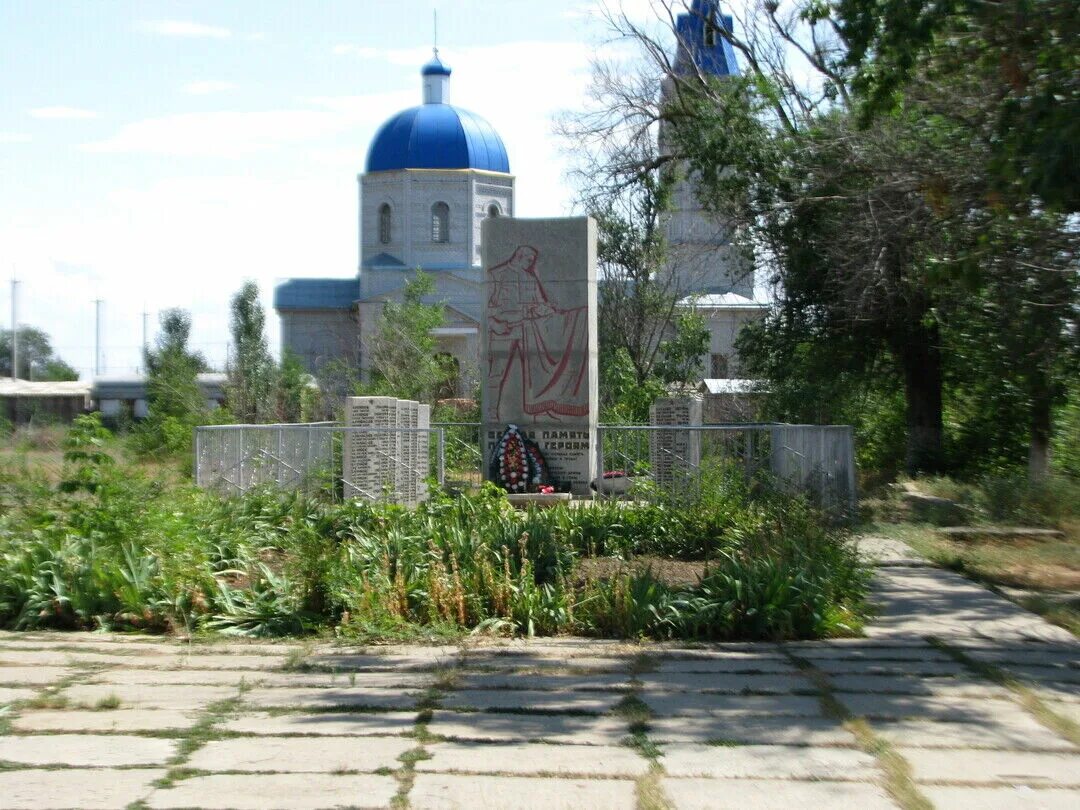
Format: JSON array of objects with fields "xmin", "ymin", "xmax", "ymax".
[
  {"xmin": 649, "ymin": 396, "xmax": 703, "ymax": 492},
  {"xmin": 344, "ymin": 395, "xmax": 429, "ymax": 506},
  {"xmin": 481, "ymin": 216, "xmax": 599, "ymax": 496}
]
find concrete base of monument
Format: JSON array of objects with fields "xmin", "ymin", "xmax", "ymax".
[{"xmin": 506, "ymin": 492, "xmax": 575, "ymax": 509}]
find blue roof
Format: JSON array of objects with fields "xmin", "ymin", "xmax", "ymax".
[
  {"xmin": 421, "ymin": 55, "xmax": 451, "ymax": 76},
  {"xmin": 274, "ymin": 278, "xmax": 358, "ymax": 311},
  {"xmin": 675, "ymin": 1, "xmax": 740, "ymax": 78},
  {"xmin": 365, "ymin": 104, "xmax": 510, "ymax": 173}
]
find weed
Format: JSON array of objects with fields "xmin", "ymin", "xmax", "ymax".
[{"xmin": 93, "ymin": 693, "xmax": 122, "ymax": 710}]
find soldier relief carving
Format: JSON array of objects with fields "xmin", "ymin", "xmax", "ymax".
[{"xmin": 486, "ymin": 245, "xmax": 589, "ymax": 420}]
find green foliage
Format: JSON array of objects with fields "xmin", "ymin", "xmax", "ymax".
[
  {"xmin": 0, "ymin": 454, "xmax": 869, "ymax": 642},
  {"xmin": 132, "ymin": 308, "xmax": 208, "ymax": 457},
  {"xmin": 366, "ymin": 271, "xmax": 457, "ymax": 402},
  {"xmin": 0, "ymin": 325, "xmax": 79, "ymax": 380},
  {"xmin": 227, "ymin": 281, "xmax": 276, "ymax": 423}
]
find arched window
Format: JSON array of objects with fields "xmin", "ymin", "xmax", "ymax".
[
  {"xmin": 487, "ymin": 203, "xmax": 500, "ymax": 219},
  {"xmin": 431, "ymin": 202, "xmax": 450, "ymax": 243},
  {"xmin": 378, "ymin": 204, "xmax": 392, "ymax": 244}
]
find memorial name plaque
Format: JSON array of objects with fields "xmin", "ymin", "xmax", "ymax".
[{"xmin": 481, "ymin": 216, "xmax": 598, "ymax": 496}]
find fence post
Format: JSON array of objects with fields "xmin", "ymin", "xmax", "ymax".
[
  {"xmin": 194, "ymin": 429, "xmax": 202, "ymax": 487},
  {"xmin": 437, "ymin": 428, "xmax": 446, "ymax": 488},
  {"xmin": 237, "ymin": 426, "xmax": 244, "ymax": 493},
  {"xmin": 595, "ymin": 428, "xmax": 605, "ymax": 499}
]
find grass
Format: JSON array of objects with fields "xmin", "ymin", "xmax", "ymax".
[
  {"xmin": 0, "ymin": 415, "xmax": 871, "ymax": 644},
  {"xmin": 783, "ymin": 650, "xmax": 933, "ymax": 810},
  {"xmin": 929, "ymin": 637, "xmax": 1080, "ymax": 747}
]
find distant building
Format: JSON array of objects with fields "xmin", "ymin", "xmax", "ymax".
[
  {"xmin": 275, "ymin": 53, "xmax": 513, "ymax": 396},
  {"xmin": 665, "ymin": 1, "xmax": 767, "ymax": 412},
  {"xmin": 275, "ymin": 7, "xmax": 765, "ymax": 410},
  {"xmin": 0, "ymin": 379, "xmax": 89, "ymax": 425},
  {"xmin": 91, "ymin": 373, "xmax": 227, "ymax": 420}
]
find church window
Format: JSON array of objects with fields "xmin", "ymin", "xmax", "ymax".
[
  {"xmin": 378, "ymin": 204, "xmax": 392, "ymax": 244},
  {"xmin": 431, "ymin": 202, "xmax": 450, "ymax": 243},
  {"xmin": 710, "ymin": 353, "xmax": 729, "ymax": 379},
  {"xmin": 487, "ymin": 203, "xmax": 500, "ymax": 218}
]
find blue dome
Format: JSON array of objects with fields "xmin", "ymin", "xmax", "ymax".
[
  {"xmin": 421, "ymin": 55, "xmax": 451, "ymax": 76},
  {"xmin": 365, "ymin": 104, "xmax": 510, "ymax": 173}
]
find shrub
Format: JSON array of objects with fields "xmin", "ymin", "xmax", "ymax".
[{"xmin": 0, "ymin": 453, "xmax": 870, "ymax": 641}]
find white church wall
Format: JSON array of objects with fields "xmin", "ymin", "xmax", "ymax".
[
  {"xmin": 702, "ymin": 308, "xmax": 762, "ymax": 378},
  {"xmin": 360, "ymin": 172, "xmax": 406, "ymax": 264},
  {"xmin": 280, "ymin": 310, "xmax": 360, "ymax": 374}
]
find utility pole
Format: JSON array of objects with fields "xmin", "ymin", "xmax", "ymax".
[
  {"xmin": 141, "ymin": 307, "xmax": 150, "ymax": 373},
  {"xmin": 9, "ymin": 277, "xmax": 18, "ymax": 381},
  {"xmin": 93, "ymin": 298, "xmax": 103, "ymax": 377}
]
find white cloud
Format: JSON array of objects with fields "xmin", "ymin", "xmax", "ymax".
[
  {"xmin": 182, "ymin": 80, "xmax": 238, "ymax": 95},
  {"xmin": 0, "ymin": 132, "xmax": 31, "ymax": 143},
  {"xmin": 332, "ymin": 44, "xmax": 379, "ymax": 58},
  {"xmin": 81, "ymin": 91, "xmax": 409, "ymax": 159},
  {"xmin": 29, "ymin": 106, "xmax": 100, "ymax": 120},
  {"xmin": 135, "ymin": 20, "xmax": 231, "ymax": 39}
]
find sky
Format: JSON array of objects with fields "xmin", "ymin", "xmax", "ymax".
[{"xmin": 0, "ymin": 0, "xmax": 670, "ymax": 378}]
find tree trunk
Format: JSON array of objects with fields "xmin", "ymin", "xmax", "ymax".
[
  {"xmin": 1028, "ymin": 380, "xmax": 1052, "ymax": 482},
  {"xmin": 898, "ymin": 324, "xmax": 945, "ymax": 475}
]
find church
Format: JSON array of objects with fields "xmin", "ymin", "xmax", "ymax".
[{"xmin": 274, "ymin": 1, "xmax": 765, "ymax": 401}]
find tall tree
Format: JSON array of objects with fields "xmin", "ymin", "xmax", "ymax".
[
  {"xmin": 138, "ymin": 309, "xmax": 206, "ymax": 452},
  {"xmin": 227, "ymin": 281, "xmax": 276, "ymax": 423},
  {"xmin": 365, "ymin": 272, "xmax": 457, "ymax": 403},
  {"xmin": 0, "ymin": 326, "xmax": 79, "ymax": 380}
]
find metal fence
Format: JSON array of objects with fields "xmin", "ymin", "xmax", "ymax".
[
  {"xmin": 595, "ymin": 424, "xmax": 856, "ymax": 513},
  {"xmin": 194, "ymin": 424, "xmax": 446, "ymax": 502},
  {"xmin": 195, "ymin": 422, "xmax": 855, "ymax": 512}
]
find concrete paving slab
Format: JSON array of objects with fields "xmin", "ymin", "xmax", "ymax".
[
  {"xmin": 1045, "ymin": 700, "xmax": 1080, "ymax": 726},
  {"xmin": 637, "ymin": 672, "xmax": 813, "ymax": 694},
  {"xmin": 827, "ymin": 674, "xmax": 1011, "ymax": 698},
  {"xmin": 222, "ymin": 711, "xmax": 418, "ymax": 736},
  {"xmin": 0, "ymin": 733, "xmax": 175, "ymax": 766},
  {"xmin": 457, "ymin": 672, "xmax": 631, "ymax": 692},
  {"xmin": 921, "ymin": 785, "xmax": 1078, "ymax": 809},
  {"xmin": 875, "ymin": 718, "xmax": 1077, "ymax": 751},
  {"xmin": 0, "ymin": 666, "xmax": 75, "ymax": 685},
  {"xmin": 418, "ymin": 741, "xmax": 648, "ymax": 776},
  {"xmin": 147, "ymin": 773, "xmax": 398, "ymax": 809},
  {"xmin": 242, "ymin": 686, "xmax": 422, "ymax": 710},
  {"xmin": 646, "ymin": 714, "xmax": 853, "ymax": 746},
  {"xmin": 999, "ymin": 665, "xmax": 1080, "ymax": 685},
  {"xmin": 186, "ymin": 735, "xmax": 414, "ymax": 773},
  {"xmin": 462, "ymin": 653, "xmax": 630, "ymax": 672},
  {"xmin": 957, "ymin": 644, "xmax": 1079, "ymax": 669},
  {"xmin": 642, "ymin": 692, "xmax": 823, "ymax": 717},
  {"xmin": 306, "ymin": 650, "xmax": 460, "ymax": 672},
  {"xmin": 812, "ymin": 657, "xmax": 967, "ymax": 676},
  {"xmin": 0, "ymin": 649, "xmax": 153, "ymax": 667},
  {"xmin": 654, "ymin": 656, "xmax": 796, "ymax": 674},
  {"xmin": 838, "ymin": 692, "xmax": 1033, "ymax": 722},
  {"xmin": 1035, "ymin": 682, "xmax": 1080, "ymax": 703},
  {"xmin": 794, "ymin": 646, "xmax": 949, "ymax": 663},
  {"xmin": 168, "ymin": 654, "xmax": 294, "ymax": 671},
  {"xmin": 256, "ymin": 670, "xmax": 437, "ymax": 689},
  {"xmin": 438, "ymin": 689, "xmax": 619, "ymax": 714},
  {"xmin": 426, "ymin": 710, "xmax": 628, "ymax": 744},
  {"xmin": 0, "ymin": 767, "xmax": 166, "ymax": 810},
  {"xmin": 0, "ymin": 686, "xmax": 35, "ymax": 704},
  {"xmin": 902, "ymin": 747, "xmax": 1080, "ymax": 786},
  {"xmin": 86, "ymin": 668, "xmax": 266, "ymax": 687},
  {"xmin": 409, "ymin": 773, "xmax": 637, "ymax": 810},
  {"xmin": 662, "ymin": 777, "xmax": 898, "ymax": 810},
  {"xmin": 12, "ymin": 708, "xmax": 197, "ymax": 733},
  {"xmin": 62, "ymin": 682, "xmax": 237, "ymax": 710},
  {"xmin": 659, "ymin": 742, "xmax": 876, "ymax": 780}
]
